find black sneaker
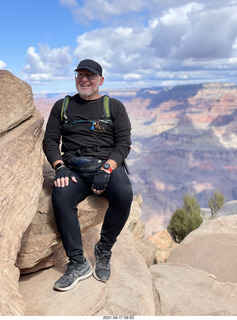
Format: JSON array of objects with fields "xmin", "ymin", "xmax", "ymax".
[
  {"xmin": 54, "ymin": 258, "xmax": 92, "ymax": 291},
  {"xmin": 93, "ymin": 242, "xmax": 112, "ymax": 282}
]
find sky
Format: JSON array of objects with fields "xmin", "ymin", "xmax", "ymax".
[{"xmin": 1, "ymin": 0, "xmax": 237, "ymax": 94}]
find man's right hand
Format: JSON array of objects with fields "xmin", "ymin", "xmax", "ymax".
[{"xmin": 54, "ymin": 166, "xmax": 77, "ymax": 187}]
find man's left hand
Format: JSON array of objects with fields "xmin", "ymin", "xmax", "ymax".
[{"xmin": 92, "ymin": 170, "xmax": 110, "ymax": 194}]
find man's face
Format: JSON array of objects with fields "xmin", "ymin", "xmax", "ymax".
[{"xmin": 75, "ymin": 69, "xmax": 104, "ymax": 100}]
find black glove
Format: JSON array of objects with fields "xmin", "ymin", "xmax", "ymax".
[
  {"xmin": 92, "ymin": 170, "xmax": 110, "ymax": 190},
  {"xmin": 54, "ymin": 166, "xmax": 74, "ymax": 181}
]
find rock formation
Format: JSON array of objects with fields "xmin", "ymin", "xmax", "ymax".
[
  {"xmin": 167, "ymin": 215, "xmax": 237, "ymax": 282},
  {"xmin": 0, "ymin": 70, "xmax": 44, "ymax": 315},
  {"xmin": 1, "ymin": 71, "xmax": 237, "ymax": 316},
  {"xmin": 15, "ymin": 160, "xmax": 154, "ymax": 274},
  {"xmin": 19, "ymin": 225, "xmax": 156, "ymax": 316},
  {"xmin": 151, "ymin": 262, "xmax": 237, "ymax": 316},
  {"xmin": 18, "ymin": 215, "xmax": 237, "ymax": 316},
  {"xmin": 0, "ymin": 70, "xmax": 157, "ymax": 316}
]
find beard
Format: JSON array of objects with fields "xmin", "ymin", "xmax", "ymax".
[{"xmin": 77, "ymin": 78, "xmax": 101, "ymax": 99}]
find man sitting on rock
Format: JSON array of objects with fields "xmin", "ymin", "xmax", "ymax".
[{"xmin": 43, "ymin": 59, "xmax": 133, "ymax": 291}]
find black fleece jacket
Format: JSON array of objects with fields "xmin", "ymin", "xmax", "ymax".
[{"xmin": 43, "ymin": 94, "xmax": 132, "ymax": 167}]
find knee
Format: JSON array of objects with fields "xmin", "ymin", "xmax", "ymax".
[
  {"xmin": 124, "ymin": 184, "xmax": 133, "ymax": 204},
  {"xmin": 114, "ymin": 183, "xmax": 133, "ymax": 208},
  {"xmin": 52, "ymin": 187, "xmax": 71, "ymax": 209}
]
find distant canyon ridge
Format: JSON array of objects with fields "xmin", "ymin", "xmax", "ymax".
[{"xmin": 35, "ymin": 82, "xmax": 237, "ymax": 235}]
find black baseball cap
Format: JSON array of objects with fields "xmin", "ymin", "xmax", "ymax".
[{"xmin": 74, "ymin": 59, "xmax": 102, "ymax": 76}]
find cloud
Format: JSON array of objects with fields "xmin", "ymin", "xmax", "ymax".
[
  {"xmin": 59, "ymin": 0, "xmax": 78, "ymax": 8},
  {"xmin": 71, "ymin": 1, "xmax": 237, "ymax": 86},
  {"xmin": 149, "ymin": 2, "xmax": 237, "ymax": 61},
  {"xmin": 173, "ymin": 5, "xmax": 237, "ymax": 60},
  {"xmin": 22, "ymin": 44, "xmax": 72, "ymax": 83},
  {"xmin": 149, "ymin": 3, "xmax": 204, "ymax": 59},
  {"xmin": 23, "ymin": 0, "xmax": 237, "ymax": 88},
  {"xmin": 0, "ymin": 60, "xmax": 7, "ymax": 69},
  {"xmin": 60, "ymin": 0, "xmax": 149, "ymax": 24},
  {"xmin": 60, "ymin": 0, "xmax": 237, "ymax": 25},
  {"xmin": 74, "ymin": 26, "xmax": 153, "ymax": 78}
]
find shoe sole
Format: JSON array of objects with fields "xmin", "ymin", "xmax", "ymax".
[{"xmin": 54, "ymin": 267, "xmax": 93, "ymax": 292}]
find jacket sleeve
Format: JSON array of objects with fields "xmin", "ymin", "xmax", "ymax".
[
  {"xmin": 108, "ymin": 98, "xmax": 132, "ymax": 166},
  {"xmin": 43, "ymin": 99, "xmax": 64, "ymax": 166}
]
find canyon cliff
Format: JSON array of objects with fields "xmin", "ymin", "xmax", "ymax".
[{"xmin": 121, "ymin": 83, "xmax": 237, "ymax": 234}]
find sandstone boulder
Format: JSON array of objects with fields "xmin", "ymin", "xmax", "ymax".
[
  {"xmin": 19, "ymin": 219, "xmax": 237, "ymax": 316},
  {"xmin": 150, "ymin": 263, "xmax": 237, "ymax": 316},
  {"xmin": 16, "ymin": 161, "xmax": 109, "ymax": 273},
  {"xmin": 0, "ymin": 70, "xmax": 35, "ymax": 135},
  {"xmin": 0, "ymin": 71, "xmax": 44, "ymax": 315},
  {"xmin": 126, "ymin": 193, "xmax": 158, "ymax": 266},
  {"xmin": 0, "ymin": 262, "xmax": 25, "ymax": 316},
  {"xmin": 19, "ymin": 225, "xmax": 155, "ymax": 316},
  {"xmin": 16, "ymin": 160, "xmax": 155, "ymax": 273},
  {"xmin": 167, "ymin": 215, "xmax": 237, "ymax": 282}
]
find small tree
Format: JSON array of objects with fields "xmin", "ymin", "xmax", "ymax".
[
  {"xmin": 167, "ymin": 193, "xmax": 203, "ymax": 243},
  {"xmin": 207, "ymin": 190, "xmax": 225, "ymax": 218}
]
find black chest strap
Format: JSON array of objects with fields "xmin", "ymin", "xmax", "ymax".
[{"xmin": 60, "ymin": 95, "xmax": 112, "ymax": 127}]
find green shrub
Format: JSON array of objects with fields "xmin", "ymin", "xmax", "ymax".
[
  {"xmin": 207, "ymin": 190, "xmax": 225, "ymax": 218},
  {"xmin": 167, "ymin": 193, "xmax": 203, "ymax": 243}
]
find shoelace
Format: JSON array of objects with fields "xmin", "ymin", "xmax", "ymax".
[
  {"xmin": 65, "ymin": 260, "xmax": 85, "ymax": 276},
  {"xmin": 97, "ymin": 251, "xmax": 111, "ymax": 268}
]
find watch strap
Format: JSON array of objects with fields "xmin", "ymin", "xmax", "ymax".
[
  {"xmin": 103, "ymin": 163, "xmax": 113, "ymax": 173},
  {"xmin": 55, "ymin": 162, "xmax": 65, "ymax": 171}
]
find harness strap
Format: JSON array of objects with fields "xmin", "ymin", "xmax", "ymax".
[
  {"xmin": 77, "ymin": 146, "xmax": 102, "ymax": 154},
  {"xmin": 61, "ymin": 95, "xmax": 110, "ymax": 124},
  {"xmin": 61, "ymin": 95, "xmax": 71, "ymax": 122},
  {"xmin": 60, "ymin": 95, "xmax": 129, "ymax": 174},
  {"xmin": 103, "ymin": 95, "xmax": 110, "ymax": 118}
]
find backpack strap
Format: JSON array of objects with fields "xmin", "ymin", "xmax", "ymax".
[
  {"xmin": 60, "ymin": 94, "xmax": 112, "ymax": 125},
  {"xmin": 61, "ymin": 95, "xmax": 71, "ymax": 122},
  {"xmin": 103, "ymin": 95, "xmax": 110, "ymax": 119}
]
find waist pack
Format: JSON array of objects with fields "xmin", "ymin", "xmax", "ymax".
[{"xmin": 65, "ymin": 156, "xmax": 106, "ymax": 173}]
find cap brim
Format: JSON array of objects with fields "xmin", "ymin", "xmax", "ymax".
[{"xmin": 74, "ymin": 66, "xmax": 100, "ymax": 75}]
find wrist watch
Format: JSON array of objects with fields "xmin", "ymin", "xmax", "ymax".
[
  {"xmin": 55, "ymin": 162, "xmax": 65, "ymax": 171},
  {"xmin": 103, "ymin": 163, "xmax": 112, "ymax": 173}
]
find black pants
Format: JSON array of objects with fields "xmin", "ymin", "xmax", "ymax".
[{"xmin": 52, "ymin": 166, "xmax": 133, "ymax": 261}]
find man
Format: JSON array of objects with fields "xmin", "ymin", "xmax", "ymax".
[{"xmin": 43, "ymin": 59, "xmax": 133, "ymax": 291}]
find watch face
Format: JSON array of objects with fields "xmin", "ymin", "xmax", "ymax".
[{"xmin": 104, "ymin": 163, "xmax": 110, "ymax": 169}]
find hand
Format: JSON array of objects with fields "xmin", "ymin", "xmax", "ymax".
[
  {"xmin": 54, "ymin": 166, "xmax": 77, "ymax": 187},
  {"xmin": 92, "ymin": 170, "xmax": 110, "ymax": 194}
]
